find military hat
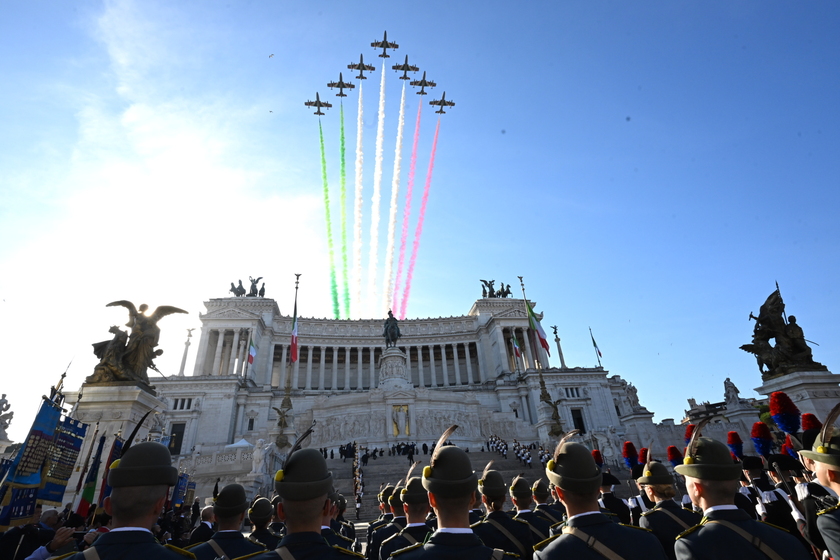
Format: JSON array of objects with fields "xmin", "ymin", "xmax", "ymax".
[
  {"xmin": 531, "ymin": 479, "xmax": 550, "ymax": 500},
  {"xmin": 766, "ymin": 454, "xmax": 804, "ymax": 473},
  {"xmin": 274, "ymin": 447, "xmax": 333, "ymax": 501},
  {"xmin": 249, "ymin": 497, "xmax": 274, "ymax": 525},
  {"xmin": 509, "ymin": 475, "xmax": 532, "ymax": 500},
  {"xmin": 630, "ymin": 464, "xmax": 645, "ymax": 480},
  {"xmin": 335, "ymin": 493, "xmax": 347, "ymax": 510},
  {"xmin": 545, "ymin": 440, "xmax": 602, "ymax": 494},
  {"xmin": 600, "ymin": 472, "xmax": 620, "ymax": 486},
  {"xmin": 801, "ymin": 429, "xmax": 821, "ymax": 453},
  {"xmin": 402, "ymin": 477, "xmax": 429, "ymax": 505},
  {"xmin": 214, "ymin": 483, "xmax": 249, "ymax": 518},
  {"xmin": 675, "ymin": 437, "xmax": 742, "ymax": 481},
  {"xmin": 388, "ymin": 481, "xmax": 405, "ymax": 508},
  {"xmin": 741, "ymin": 455, "xmax": 763, "ymax": 470},
  {"xmin": 477, "ymin": 465, "xmax": 506, "ymax": 498},
  {"xmin": 379, "ymin": 484, "xmax": 395, "ymax": 503},
  {"xmin": 800, "ymin": 428, "xmax": 840, "ymax": 468},
  {"xmin": 422, "ymin": 426, "xmax": 478, "ymax": 497},
  {"xmin": 107, "ymin": 441, "xmax": 178, "ymax": 488},
  {"xmin": 636, "ymin": 461, "xmax": 674, "ymax": 485}
]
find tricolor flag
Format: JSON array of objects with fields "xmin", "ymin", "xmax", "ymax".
[
  {"xmin": 290, "ymin": 296, "xmax": 299, "ymax": 363},
  {"xmin": 76, "ymin": 435, "xmax": 106, "ymax": 517},
  {"xmin": 511, "ymin": 337, "xmax": 521, "ymax": 358},
  {"xmin": 248, "ymin": 337, "xmax": 257, "ymax": 365},
  {"xmin": 591, "ymin": 330, "xmax": 602, "ymax": 357},
  {"xmin": 525, "ymin": 301, "xmax": 550, "ymax": 356}
]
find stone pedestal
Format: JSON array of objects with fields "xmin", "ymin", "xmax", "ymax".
[
  {"xmin": 63, "ymin": 383, "xmax": 165, "ymax": 504},
  {"xmin": 378, "ymin": 348, "xmax": 412, "ymax": 391},
  {"xmin": 236, "ymin": 472, "xmax": 270, "ymax": 502},
  {"xmin": 755, "ymin": 370, "xmax": 840, "ymax": 420}
]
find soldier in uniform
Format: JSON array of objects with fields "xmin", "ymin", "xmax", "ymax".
[
  {"xmin": 369, "ymin": 482, "xmax": 409, "ymax": 560},
  {"xmin": 673, "ymin": 435, "xmax": 811, "ymax": 560},
  {"xmin": 628, "ymin": 465, "xmax": 655, "ymax": 526},
  {"xmin": 334, "ymin": 494, "xmax": 357, "ymax": 543},
  {"xmin": 367, "ymin": 485, "xmax": 395, "ymax": 547},
  {"xmin": 268, "ymin": 496, "xmax": 285, "ymax": 539},
  {"xmin": 390, "ymin": 426, "xmax": 514, "ymax": 560},
  {"xmin": 794, "ymin": 427, "xmax": 836, "ymax": 556},
  {"xmin": 799, "ymin": 410, "xmax": 840, "ymax": 560},
  {"xmin": 239, "ymin": 443, "xmax": 364, "ymax": 560},
  {"xmin": 532, "ymin": 438, "xmax": 668, "ymax": 560},
  {"xmin": 322, "ymin": 490, "xmax": 356, "ymax": 550},
  {"xmin": 531, "ymin": 480, "xmax": 564, "ymax": 526},
  {"xmin": 471, "ymin": 465, "xmax": 534, "ymax": 559},
  {"xmin": 637, "ymin": 460, "xmax": 701, "ymax": 560},
  {"xmin": 249, "ymin": 497, "xmax": 280, "ymax": 550},
  {"xmin": 598, "ymin": 472, "xmax": 631, "ymax": 524},
  {"xmin": 188, "ymin": 483, "xmax": 265, "ymax": 560},
  {"xmin": 57, "ymin": 441, "xmax": 194, "ymax": 560},
  {"xmin": 509, "ymin": 475, "xmax": 551, "ymax": 543},
  {"xmin": 379, "ymin": 470, "xmax": 433, "ymax": 560}
]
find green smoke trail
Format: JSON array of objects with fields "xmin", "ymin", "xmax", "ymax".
[
  {"xmin": 339, "ymin": 103, "xmax": 350, "ymax": 318},
  {"xmin": 319, "ymin": 120, "xmax": 340, "ymax": 319}
]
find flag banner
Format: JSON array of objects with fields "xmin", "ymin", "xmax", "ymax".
[
  {"xmin": 97, "ymin": 437, "xmax": 123, "ymax": 506},
  {"xmin": 39, "ymin": 417, "xmax": 88, "ymax": 506},
  {"xmin": 248, "ymin": 337, "xmax": 257, "ymax": 365},
  {"xmin": 184, "ymin": 480, "xmax": 196, "ymax": 508},
  {"xmin": 0, "ymin": 399, "xmax": 63, "ymax": 529},
  {"xmin": 290, "ymin": 300, "xmax": 299, "ymax": 363},
  {"xmin": 590, "ymin": 331, "xmax": 602, "ymax": 357},
  {"xmin": 525, "ymin": 301, "xmax": 551, "ymax": 356},
  {"xmin": 511, "ymin": 337, "xmax": 521, "ymax": 358},
  {"xmin": 76, "ymin": 435, "xmax": 106, "ymax": 518},
  {"xmin": 172, "ymin": 473, "xmax": 189, "ymax": 507}
]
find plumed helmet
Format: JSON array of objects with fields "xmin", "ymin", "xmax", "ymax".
[
  {"xmin": 422, "ymin": 426, "xmax": 477, "ymax": 498},
  {"xmin": 509, "ymin": 475, "xmax": 532, "ymax": 500}
]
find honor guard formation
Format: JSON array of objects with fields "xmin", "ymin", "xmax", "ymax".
[{"xmin": 11, "ymin": 407, "xmax": 840, "ymax": 560}]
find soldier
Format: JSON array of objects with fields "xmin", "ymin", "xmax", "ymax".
[
  {"xmin": 794, "ymin": 426, "xmax": 836, "ymax": 556},
  {"xmin": 637, "ymin": 460, "xmax": 701, "ymax": 560},
  {"xmin": 238, "ymin": 442, "xmax": 363, "ymax": 560},
  {"xmin": 56, "ymin": 442, "xmax": 193, "ymax": 560},
  {"xmin": 268, "ymin": 496, "xmax": 285, "ymax": 539},
  {"xmin": 367, "ymin": 485, "xmax": 395, "ymax": 546},
  {"xmin": 799, "ymin": 406, "xmax": 840, "ymax": 560},
  {"xmin": 673, "ymin": 435, "xmax": 811, "ymax": 560},
  {"xmin": 533, "ymin": 437, "xmax": 667, "ymax": 560},
  {"xmin": 509, "ymin": 475, "xmax": 551, "ymax": 543},
  {"xmin": 391, "ymin": 426, "xmax": 514, "ymax": 560},
  {"xmin": 628, "ymin": 465, "xmax": 655, "ymax": 525},
  {"xmin": 188, "ymin": 483, "xmax": 265, "ymax": 560},
  {"xmin": 368, "ymin": 483, "xmax": 408, "ymax": 560},
  {"xmin": 333, "ymin": 494, "xmax": 357, "ymax": 543},
  {"xmin": 249, "ymin": 497, "xmax": 280, "ymax": 550},
  {"xmin": 471, "ymin": 464, "xmax": 534, "ymax": 560},
  {"xmin": 379, "ymin": 467, "xmax": 433, "ymax": 560},
  {"xmin": 322, "ymin": 490, "xmax": 355, "ymax": 550},
  {"xmin": 598, "ymin": 472, "xmax": 630, "ymax": 524},
  {"xmin": 531, "ymin": 480, "xmax": 564, "ymax": 527}
]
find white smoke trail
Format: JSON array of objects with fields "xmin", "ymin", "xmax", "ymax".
[
  {"xmin": 367, "ymin": 63, "xmax": 387, "ymax": 314},
  {"xmin": 382, "ymin": 83, "xmax": 406, "ymax": 315},
  {"xmin": 353, "ymin": 82, "xmax": 364, "ymax": 317}
]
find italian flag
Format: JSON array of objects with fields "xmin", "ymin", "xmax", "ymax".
[
  {"xmin": 511, "ymin": 336, "xmax": 521, "ymax": 358},
  {"xmin": 525, "ymin": 301, "xmax": 551, "ymax": 356},
  {"xmin": 248, "ymin": 337, "xmax": 257, "ymax": 365},
  {"xmin": 290, "ymin": 299, "xmax": 299, "ymax": 362},
  {"xmin": 590, "ymin": 331, "xmax": 602, "ymax": 357}
]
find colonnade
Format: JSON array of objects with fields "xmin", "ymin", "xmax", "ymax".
[{"xmin": 194, "ymin": 328, "xmax": 251, "ymax": 377}]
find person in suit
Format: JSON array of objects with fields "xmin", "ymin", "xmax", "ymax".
[
  {"xmin": 187, "ymin": 483, "xmax": 265, "ymax": 560},
  {"xmin": 471, "ymin": 466, "xmax": 534, "ymax": 560},
  {"xmin": 533, "ymin": 439, "xmax": 668, "ymax": 560},
  {"xmin": 673, "ymin": 436, "xmax": 811, "ymax": 560},
  {"xmin": 637, "ymin": 461, "xmax": 701, "ymax": 560},
  {"xmin": 188, "ymin": 507, "xmax": 215, "ymax": 545}
]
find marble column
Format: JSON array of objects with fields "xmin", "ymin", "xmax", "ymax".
[
  {"xmin": 417, "ymin": 347, "xmax": 425, "ymax": 387},
  {"xmin": 494, "ymin": 326, "xmax": 508, "ymax": 372},
  {"xmin": 227, "ymin": 329, "xmax": 241, "ymax": 375},
  {"xmin": 356, "ymin": 348, "xmax": 363, "ymax": 390},
  {"xmin": 520, "ymin": 394, "xmax": 530, "ymax": 423},
  {"xmin": 235, "ymin": 394, "xmax": 247, "ymax": 438},
  {"xmin": 331, "ymin": 347, "xmax": 338, "ymax": 390},
  {"xmin": 452, "ymin": 343, "xmax": 462, "ymax": 385},
  {"xmin": 428, "ymin": 346, "xmax": 438, "ymax": 387},
  {"xmin": 305, "ymin": 346, "xmax": 314, "ymax": 390},
  {"xmin": 464, "ymin": 343, "xmax": 474, "ymax": 384},
  {"xmin": 406, "ymin": 346, "xmax": 413, "ymax": 386},
  {"xmin": 344, "ymin": 347, "xmax": 351, "ymax": 390},
  {"xmin": 369, "ymin": 347, "xmax": 376, "ymax": 388},
  {"xmin": 318, "ymin": 346, "xmax": 326, "ymax": 390},
  {"xmin": 269, "ymin": 344, "xmax": 281, "ymax": 387},
  {"xmin": 521, "ymin": 328, "xmax": 533, "ymax": 370},
  {"xmin": 193, "ymin": 328, "xmax": 211, "ymax": 376},
  {"xmin": 441, "ymin": 345, "xmax": 450, "ymax": 386},
  {"xmin": 476, "ymin": 339, "xmax": 488, "ymax": 382},
  {"xmin": 236, "ymin": 334, "xmax": 248, "ymax": 376},
  {"xmin": 211, "ymin": 329, "xmax": 225, "ymax": 376}
]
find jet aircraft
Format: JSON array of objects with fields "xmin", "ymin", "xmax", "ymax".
[
  {"xmin": 392, "ymin": 55, "xmax": 419, "ymax": 80},
  {"xmin": 429, "ymin": 92, "xmax": 455, "ymax": 114},
  {"xmin": 348, "ymin": 54, "xmax": 375, "ymax": 80},
  {"xmin": 371, "ymin": 31, "xmax": 398, "ymax": 58},
  {"xmin": 304, "ymin": 92, "xmax": 332, "ymax": 116},
  {"xmin": 327, "ymin": 72, "xmax": 355, "ymax": 97},
  {"xmin": 409, "ymin": 71, "xmax": 437, "ymax": 95}
]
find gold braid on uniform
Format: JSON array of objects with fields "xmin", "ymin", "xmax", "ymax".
[
  {"xmin": 334, "ymin": 544, "xmax": 365, "ymax": 557},
  {"xmin": 819, "ymin": 503, "xmax": 840, "ymax": 516},
  {"xmin": 532, "ymin": 533, "xmax": 561, "ymax": 551},
  {"xmin": 390, "ymin": 542, "xmax": 424, "ymax": 557}
]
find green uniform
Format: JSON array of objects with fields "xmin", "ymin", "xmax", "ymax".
[
  {"xmin": 640, "ymin": 500, "xmax": 701, "ymax": 560},
  {"xmin": 534, "ymin": 512, "xmax": 667, "ymax": 560}
]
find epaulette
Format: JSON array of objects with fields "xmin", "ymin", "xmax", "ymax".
[
  {"xmin": 390, "ymin": 542, "xmax": 423, "ymax": 556},
  {"xmin": 819, "ymin": 503, "xmax": 840, "ymax": 516},
  {"xmin": 602, "ymin": 511, "xmax": 617, "ymax": 517},
  {"xmin": 675, "ymin": 524, "xmax": 702, "ymax": 540},
  {"xmin": 758, "ymin": 520, "xmax": 790, "ymax": 532},
  {"xmin": 334, "ymin": 544, "xmax": 365, "ymax": 558},
  {"xmin": 337, "ymin": 532, "xmax": 355, "ymax": 543},
  {"xmin": 532, "ymin": 533, "xmax": 561, "ymax": 551},
  {"xmin": 512, "ymin": 517, "xmax": 530, "ymax": 525},
  {"xmin": 233, "ymin": 551, "xmax": 266, "ymax": 560},
  {"xmin": 470, "ymin": 520, "xmax": 482, "ymax": 528},
  {"xmin": 549, "ymin": 520, "xmax": 565, "ymax": 529},
  {"xmin": 164, "ymin": 544, "xmax": 197, "ymax": 558},
  {"xmin": 619, "ymin": 523, "xmax": 652, "ymax": 532},
  {"xmin": 640, "ymin": 508, "xmax": 657, "ymax": 517},
  {"xmin": 381, "ymin": 532, "xmax": 399, "ymax": 545},
  {"xmin": 248, "ymin": 535, "xmax": 267, "ymax": 548}
]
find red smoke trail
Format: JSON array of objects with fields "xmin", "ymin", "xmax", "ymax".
[
  {"xmin": 400, "ymin": 117, "xmax": 441, "ymax": 319},
  {"xmin": 391, "ymin": 100, "xmax": 423, "ymax": 312}
]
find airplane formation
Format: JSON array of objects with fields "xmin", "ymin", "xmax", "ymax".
[{"xmin": 304, "ymin": 31, "xmax": 455, "ymax": 116}]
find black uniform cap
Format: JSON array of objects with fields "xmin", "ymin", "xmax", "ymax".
[
  {"xmin": 630, "ymin": 464, "xmax": 645, "ymax": 480},
  {"xmin": 600, "ymin": 472, "xmax": 620, "ymax": 486},
  {"xmin": 107, "ymin": 441, "xmax": 178, "ymax": 488},
  {"xmin": 214, "ymin": 483, "xmax": 249, "ymax": 518}
]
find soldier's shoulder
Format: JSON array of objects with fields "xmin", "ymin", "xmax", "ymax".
[
  {"xmin": 164, "ymin": 544, "xmax": 198, "ymax": 558},
  {"xmin": 248, "ymin": 535, "xmax": 267, "ymax": 547},
  {"xmin": 511, "ymin": 517, "xmax": 530, "ymax": 525},
  {"xmin": 233, "ymin": 550, "xmax": 269, "ymax": 560},
  {"xmin": 640, "ymin": 509, "xmax": 657, "ymax": 517},
  {"xmin": 53, "ymin": 553, "xmax": 79, "ymax": 560},
  {"xmin": 333, "ymin": 544, "xmax": 365, "ymax": 558},
  {"xmin": 675, "ymin": 523, "xmax": 703, "ymax": 540},
  {"xmin": 337, "ymin": 532, "xmax": 355, "ymax": 543},
  {"xmin": 618, "ymin": 523, "xmax": 652, "ymax": 532},
  {"xmin": 548, "ymin": 520, "xmax": 564, "ymax": 530},
  {"xmin": 183, "ymin": 541, "xmax": 203, "ymax": 550},
  {"xmin": 818, "ymin": 503, "xmax": 840, "ymax": 516},
  {"xmin": 532, "ymin": 533, "xmax": 561, "ymax": 552},
  {"xmin": 470, "ymin": 520, "xmax": 483, "ymax": 528},
  {"xmin": 390, "ymin": 542, "xmax": 424, "ymax": 557},
  {"xmin": 758, "ymin": 519, "xmax": 790, "ymax": 533}
]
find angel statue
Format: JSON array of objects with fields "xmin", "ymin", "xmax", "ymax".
[{"xmin": 87, "ymin": 301, "xmax": 187, "ymax": 386}]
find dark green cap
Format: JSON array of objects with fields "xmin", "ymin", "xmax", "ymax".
[
  {"xmin": 531, "ymin": 479, "xmax": 550, "ymax": 500},
  {"xmin": 215, "ymin": 483, "xmax": 249, "ymax": 518},
  {"xmin": 421, "ymin": 430, "xmax": 477, "ymax": 498},
  {"xmin": 545, "ymin": 442, "xmax": 602, "ymax": 494},
  {"xmin": 675, "ymin": 437, "xmax": 742, "ymax": 481},
  {"xmin": 388, "ymin": 483, "xmax": 405, "ymax": 509},
  {"xmin": 248, "ymin": 497, "xmax": 274, "ymax": 524},
  {"xmin": 401, "ymin": 477, "xmax": 429, "ymax": 505},
  {"xmin": 509, "ymin": 475, "xmax": 532, "ymax": 500},
  {"xmin": 477, "ymin": 470, "xmax": 506, "ymax": 498},
  {"xmin": 800, "ymin": 428, "xmax": 840, "ymax": 468},
  {"xmin": 107, "ymin": 441, "xmax": 178, "ymax": 488},
  {"xmin": 274, "ymin": 447, "xmax": 333, "ymax": 500},
  {"xmin": 379, "ymin": 484, "xmax": 395, "ymax": 503},
  {"xmin": 636, "ymin": 461, "xmax": 674, "ymax": 485}
]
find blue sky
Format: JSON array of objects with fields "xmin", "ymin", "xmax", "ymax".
[{"xmin": 1, "ymin": 1, "xmax": 838, "ymax": 442}]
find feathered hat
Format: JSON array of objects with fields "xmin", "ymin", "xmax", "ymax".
[
  {"xmin": 622, "ymin": 441, "xmax": 638, "ymax": 469},
  {"xmin": 726, "ymin": 431, "xmax": 744, "ymax": 460},
  {"xmin": 666, "ymin": 445, "xmax": 682, "ymax": 468},
  {"xmin": 684, "ymin": 424, "xmax": 696, "ymax": 445},
  {"xmin": 591, "ymin": 449, "xmax": 604, "ymax": 469},
  {"xmin": 802, "ymin": 413, "xmax": 822, "ymax": 432},
  {"xmin": 751, "ymin": 422, "xmax": 774, "ymax": 456},
  {"xmin": 769, "ymin": 391, "xmax": 801, "ymax": 435}
]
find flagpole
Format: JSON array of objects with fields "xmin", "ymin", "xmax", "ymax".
[
  {"xmin": 517, "ymin": 276, "xmax": 530, "ymax": 368},
  {"xmin": 589, "ymin": 327, "xmax": 602, "ymax": 368},
  {"xmin": 282, "ymin": 274, "xmax": 301, "ymax": 411}
]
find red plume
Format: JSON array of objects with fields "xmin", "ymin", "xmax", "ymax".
[
  {"xmin": 727, "ymin": 431, "xmax": 743, "ymax": 445},
  {"xmin": 684, "ymin": 424, "xmax": 696, "ymax": 445},
  {"xmin": 591, "ymin": 449, "xmax": 603, "ymax": 467},
  {"xmin": 638, "ymin": 447, "xmax": 649, "ymax": 464},
  {"xmin": 751, "ymin": 422, "xmax": 772, "ymax": 439},
  {"xmin": 623, "ymin": 441, "xmax": 637, "ymax": 459},
  {"xmin": 802, "ymin": 413, "xmax": 822, "ymax": 431},
  {"xmin": 666, "ymin": 445, "xmax": 682, "ymax": 467}
]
